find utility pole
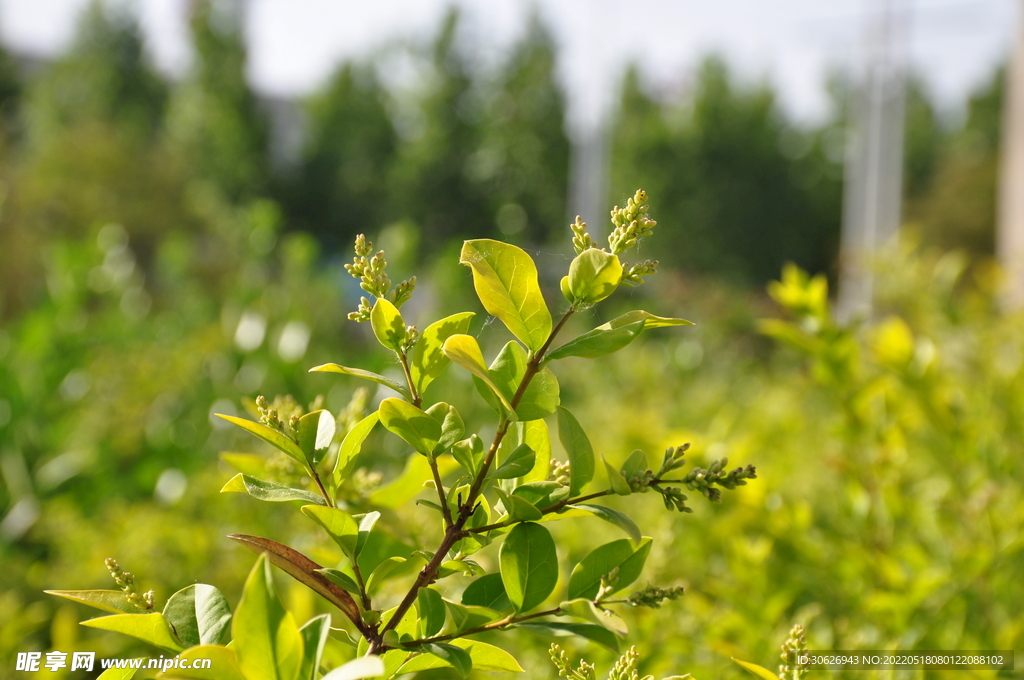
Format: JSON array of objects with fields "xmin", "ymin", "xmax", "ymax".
[
  {"xmin": 837, "ymin": 0, "xmax": 910, "ymax": 321},
  {"xmin": 997, "ymin": 0, "xmax": 1024, "ymax": 309}
]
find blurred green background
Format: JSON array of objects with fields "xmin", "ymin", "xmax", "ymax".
[{"xmin": 0, "ymin": 2, "xmax": 1020, "ymax": 679}]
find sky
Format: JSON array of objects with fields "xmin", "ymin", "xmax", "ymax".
[{"xmin": 0, "ymin": 0, "xmax": 1017, "ymax": 129}]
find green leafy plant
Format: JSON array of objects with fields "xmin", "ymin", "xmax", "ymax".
[{"xmin": 49, "ymin": 191, "xmax": 756, "ymax": 679}]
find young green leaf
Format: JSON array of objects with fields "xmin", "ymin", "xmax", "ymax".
[
  {"xmin": 162, "ymin": 584, "xmax": 232, "ymax": 648},
  {"xmin": 365, "ymin": 556, "xmax": 406, "ymax": 593},
  {"xmin": 451, "ymin": 434, "xmax": 485, "ymax": 475},
  {"xmin": 232, "ymin": 554, "xmax": 303, "ymax": 680},
  {"xmin": 495, "ymin": 487, "xmax": 544, "ymax": 522},
  {"xmin": 603, "ymin": 456, "xmax": 632, "ymax": 496},
  {"xmin": 460, "ymin": 239, "xmax": 552, "ymax": 352},
  {"xmin": 441, "ymin": 334, "xmax": 517, "ymax": 416},
  {"xmin": 378, "ymin": 398, "xmax": 441, "ymax": 455},
  {"xmin": 732, "ymin": 658, "xmax": 783, "ymax": 680},
  {"xmin": 333, "ymin": 412, "xmax": 379, "ymax": 483},
  {"xmin": 308, "ymin": 364, "xmax": 412, "ymax": 401},
  {"xmin": 512, "ymin": 481, "xmax": 569, "ymax": 509},
  {"xmin": 421, "ymin": 643, "xmax": 473, "ymax": 677},
  {"xmin": 620, "ymin": 449, "xmax": 648, "ymax": 481},
  {"xmin": 398, "ymin": 640, "xmax": 523, "ymax": 674},
  {"xmin": 564, "ymin": 248, "xmax": 622, "ymax": 304},
  {"xmin": 297, "ymin": 409, "xmax": 336, "ymax": 465},
  {"xmin": 442, "ymin": 601, "xmax": 501, "ymax": 634},
  {"xmin": 320, "ymin": 656, "xmax": 386, "ymax": 680},
  {"xmin": 221, "ymin": 473, "xmax": 326, "ymax": 505},
  {"xmin": 316, "ymin": 568, "xmax": 360, "ymax": 595},
  {"xmin": 461, "ymin": 573, "xmax": 512, "ymax": 611},
  {"xmin": 370, "ymin": 297, "xmax": 407, "ymax": 351},
  {"xmin": 515, "ymin": 620, "xmax": 620, "ymax": 653},
  {"xmin": 568, "ymin": 504, "xmax": 642, "ymax": 543},
  {"xmin": 556, "ymin": 407, "xmax": 595, "ymax": 496},
  {"xmin": 567, "ymin": 537, "xmax": 652, "ymax": 601},
  {"xmin": 44, "ymin": 590, "xmax": 148, "ymax": 615},
  {"xmin": 298, "ymin": 614, "xmax": 332, "ymax": 680},
  {"xmin": 354, "ymin": 511, "xmax": 381, "ymax": 557},
  {"xmin": 490, "ymin": 444, "xmax": 535, "ymax": 479},
  {"xmin": 215, "ymin": 414, "xmax": 306, "ymax": 466},
  {"xmin": 417, "ymin": 587, "xmax": 447, "ymax": 638},
  {"xmin": 301, "ymin": 506, "xmax": 359, "ymax": 558},
  {"xmin": 546, "ymin": 310, "xmax": 693, "ymax": 362},
  {"xmin": 425, "ymin": 402, "xmax": 464, "ymax": 454},
  {"xmin": 520, "ymin": 420, "xmax": 552, "ymax": 483},
  {"xmin": 81, "ymin": 613, "xmax": 185, "ymax": 654},
  {"xmin": 475, "ymin": 341, "xmax": 559, "ymax": 421},
  {"xmin": 411, "ymin": 311, "xmax": 475, "ymax": 394},
  {"xmin": 499, "ymin": 522, "xmax": 558, "ymax": 613}
]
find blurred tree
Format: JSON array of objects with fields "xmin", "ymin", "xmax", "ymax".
[
  {"xmin": 165, "ymin": 0, "xmax": 269, "ymax": 200},
  {"xmin": 21, "ymin": 1, "xmax": 166, "ymax": 144},
  {"xmin": 284, "ymin": 62, "xmax": 398, "ymax": 252},
  {"xmin": 902, "ymin": 76, "xmax": 947, "ymax": 201},
  {"xmin": 388, "ymin": 9, "xmax": 491, "ymax": 251},
  {"xmin": 475, "ymin": 14, "xmax": 570, "ymax": 245},
  {"xmin": 609, "ymin": 58, "xmax": 842, "ymax": 284},
  {"xmin": 0, "ymin": 36, "xmax": 20, "ymax": 128},
  {"xmin": 904, "ymin": 68, "xmax": 1002, "ymax": 255}
]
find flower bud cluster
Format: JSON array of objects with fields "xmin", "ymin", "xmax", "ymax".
[
  {"xmin": 344, "ymin": 234, "xmax": 416, "ymax": 322},
  {"xmin": 681, "ymin": 458, "xmax": 757, "ymax": 503},
  {"xmin": 608, "ymin": 189, "xmax": 657, "ymax": 255},
  {"xmin": 570, "ymin": 216, "xmax": 595, "ymax": 255},
  {"xmin": 778, "ymin": 624, "xmax": 808, "ymax": 680},
  {"xmin": 549, "ymin": 458, "xmax": 571, "ymax": 485},
  {"xmin": 255, "ymin": 395, "xmax": 282, "ymax": 431},
  {"xmin": 627, "ymin": 584, "xmax": 684, "ymax": 609},
  {"xmin": 608, "ymin": 646, "xmax": 642, "ymax": 680},
  {"xmin": 621, "ymin": 259, "xmax": 659, "ymax": 287},
  {"xmin": 105, "ymin": 558, "xmax": 154, "ymax": 610},
  {"xmin": 550, "ymin": 644, "xmax": 597, "ymax": 680}
]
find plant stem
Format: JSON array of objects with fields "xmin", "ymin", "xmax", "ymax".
[
  {"xmin": 309, "ymin": 466, "xmax": 335, "ymax": 508},
  {"xmin": 429, "ymin": 457, "xmax": 453, "ymax": 528},
  {"xmin": 466, "ymin": 489, "xmax": 613, "ymax": 534},
  {"xmin": 351, "ymin": 561, "xmax": 371, "ymax": 611},
  {"xmin": 398, "ymin": 350, "xmax": 420, "ymax": 408},
  {"xmin": 402, "ymin": 606, "xmax": 564, "ymax": 648},
  {"xmin": 371, "ymin": 309, "xmax": 575, "ymax": 652}
]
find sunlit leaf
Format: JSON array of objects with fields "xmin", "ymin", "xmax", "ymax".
[
  {"xmin": 565, "ymin": 248, "xmax": 622, "ymax": 304},
  {"xmin": 411, "ymin": 312, "xmax": 475, "ymax": 394},
  {"xmin": 297, "ymin": 409, "xmax": 336, "ymax": 465},
  {"xmin": 162, "ymin": 584, "xmax": 232, "ymax": 648},
  {"xmin": 370, "ymin": 298, "xmax": 406, "ymax": 352},
  {"xmin": 232, "ymin": 554, "xmax": 303, "ymax": 680},
  {"xmin": 45, "ymin": 590, "xmax": 148, "ymax": 615},
  {"xmin": 221, "ymin": 473, "xmax": 326, "ymax": 505},
  {"xmin": 334, "ymin": 412, "xmax": 379, "ymax": 483},
  {"xmin": 379, "ymin": 398, "xmax": 440, "ymax": 455},
  {"xmin": 81, "ymin": 613, "xmax": 184, "ymax": 654},
  {"xmin": 214, "ymin": 414, "xmax": 306, "ymax": 466},
  {"xmin": 308, "ymin": 364, "xmax": 411, "ymax": 401},
  {"xmin": 442, "ymin": 334, "xmax": 516, "ymax": 416},
  {"xmin": 298, "ymin": 614, "xmax": 331, "ymax": 680}
]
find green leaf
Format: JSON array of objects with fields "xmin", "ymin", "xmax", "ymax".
[
  {"xmin": 567, "ymin": 538, "xmax": 652, "ymax": 600},
  {"xmin": 516, "ymin": 620, "xmax": 620, "ymax": 652},
  {"xmin": 462, "ymin": 573, "xmax": 512, "ymax": 611},
  {"xmin": 546, "ymin": 311, "xmax": 693, "ymax": 361},
  {"xmin": 495, "ymin": 487, "xmax": 544, "ymax": 522},
  {"xmin": 370, "ymin": 297, "xmax": 406, "ymax": 351},
  {"xmin": 301, "ymin": 505, "xmax": 359, "ymax": 558},
  {"xmin": 520, "ymin": 420, "xmax": 552, "ymax": 483},
  {"xmin": 398, "ymin": 640, "xmax": 523, "ymax": 674},
  {"xmin": 411, "ymin": 311, "xmax": 475, "ymax": 394},
  {"xmin": 316, "ymin": 568, "xmax": 360, "ymax": 595},
  {"xmin": 379, "ymin": 398, "xmax": 440, "ymax": 455},
  {"xmin": 475, "ymin": 341, "xmax": 559, "ymax": 421},
  {"xmin": 297, "ymin": 409, "xmax": 336, "ymax": 465},
  {"xmin": 298, "ymin": 614, "xmax": 331, "ymax": 680},
  {"xmin": 81, "ymin": 613, "xmax": 184, "ymax": 654},
  {"xmin": 417, "ymin": 587, "xmax": 447, "ymax": 638},
  {"xmin": 620, "ymin": 449, "xmax": 648, "ymax": 481},
  {"xmin": 320, "ymin": 656, "xmax": 386, "ymax": 680},
  {"xmin": 155, "ymin": 646, "xmax": 245, "ymax": 680},
  {"xmin": 215, "ymin": 414, "xmax": 306, "ymax": 466},
  {"xmin": 732, "ymin": 658, "xmax": 782, "ymax": 680},
  {"xmin": 491, "ymin": 443, "xmax": 535, "ymax": 479},
  {"xmin": 232, "ymin": 554, "xmax": 303, "ymax": 680},
  {"xmin": 603, "ymin": 456, "xmax": 632, "ymax": 496},
  {"xmin": 441, "ymin": 334, "xmax": 517, "ymax": 416},
  {"xmin": 500, "ymin": 522, "xmax": 558, "ymax": 613},
  {"xmin": 308, "ymin": 364, "xmax": 412, "ymax": 401},
  {"xmin": 162, "ymin": 584, "xmax": 232, "ymax": 648},
  {"xmin": 513, "ymin": 481, "xmax": 569, "ymax": 509},
  {"xmin": 100, "ymin": 667, "xmax": 141, "ymax": 680},
  {"xmin": 365, "ymin": 556, "xmax": 406, "ymax": 593},
  {"xmin": 221, "ymin": 473, "xmax": 326, "ymax": 505},
  {"xmin": 425, "ymin": 402, "xmax": 464, "ymax": 453},
  {"xmin": 334, "ymin": 412, "xmax": 379, "ymax": 483},
  {"xmin": 569, "ymin": 504, "xmax": 642, "ymax": 543},
  {"xmin": 354, "ymin": 511, "xmax": 380, "ymax": 557},
  {"xmin": 451, "ymin": 435, "xmax": 485, "ymax": 475},
  {"xmin": 565, "ymin": 248, "xmax": 622, "ymax": 304},
  {"xmin": 419, "ymin": 643, "xmax": 472, "ymax": 677},
  {"xmin": 443, "ymin": 601, "xmax": 500, "ymax": 634},
  {"xmin": 460, "ymin": 239, "xmax": 552, "ymax": 351},
  {"xmin": 556, "ymin": 407, "xmax": 595, "ymax": 496},
  {"xmin": 227, "ymin": 534, "xmax": 361, "ymax": 624},
  {"xmin": 45, "ymin": 589, "xmax": 148, "ymax": 615}
]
